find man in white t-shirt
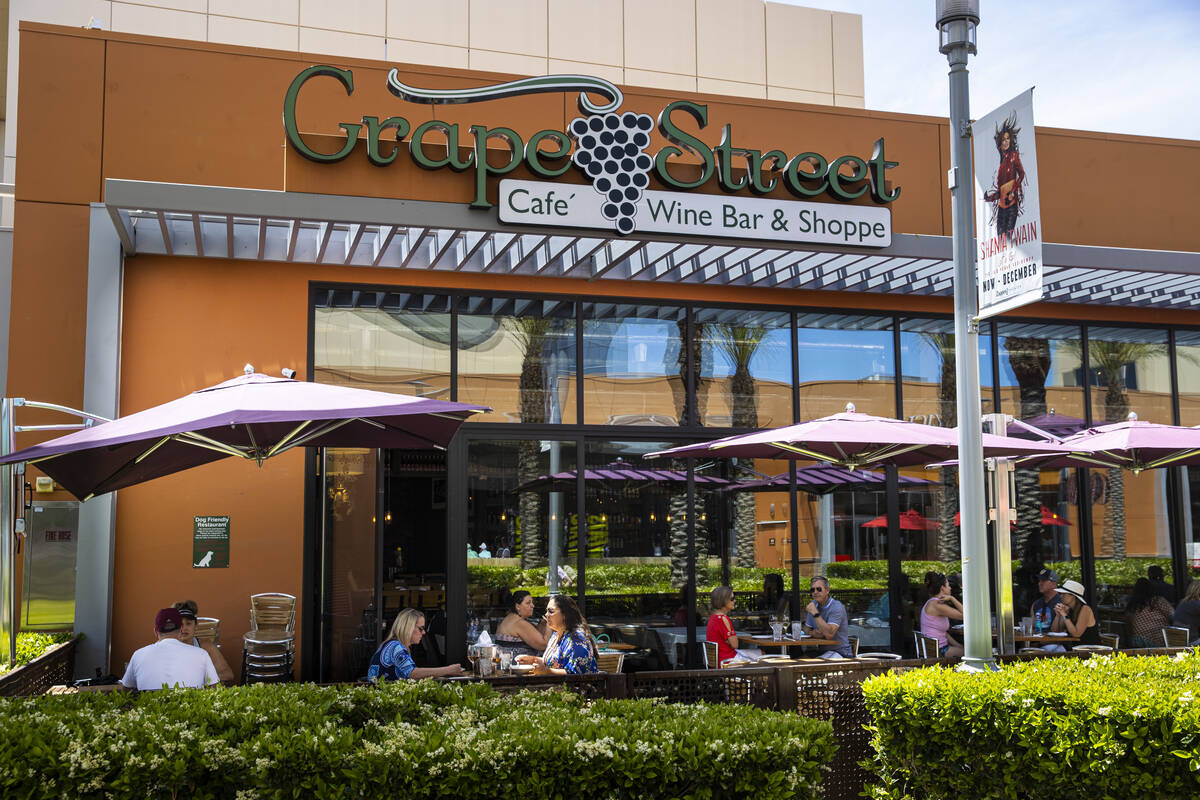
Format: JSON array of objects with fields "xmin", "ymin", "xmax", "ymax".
[{"xmin": 121, "ymin": 607, "xmax": 220, "ymax": 690}]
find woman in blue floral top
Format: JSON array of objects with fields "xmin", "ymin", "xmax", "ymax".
[
  {"xmin": 367, "ymin": 608, "xmax": 464, "ymax": 681},
  {"xmin": 516, "ymin": 594, "xmax": 598, "ymax": 674}
]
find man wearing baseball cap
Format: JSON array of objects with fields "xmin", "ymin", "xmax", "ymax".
[
  {"xmin": 120, "ymin": 607, "xmax": 220, "ymax": 690},
  {"xmin": 1030, "ymin": 568, "xmax": 1062, "ymax": 634}
]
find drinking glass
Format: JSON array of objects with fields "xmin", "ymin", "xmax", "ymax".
[{"xmin": 770, "ymin": 622, "xmax": 784, "ymax": 641}]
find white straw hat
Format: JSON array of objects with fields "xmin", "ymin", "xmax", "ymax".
[{"xmin": 1059, "ymin": 579, "xmax": 1086, "ymax": 602}]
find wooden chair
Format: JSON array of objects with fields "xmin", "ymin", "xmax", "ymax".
[
  {"xmin": 193, "ymin": 617, "xmax": 220, "ymax": 648},
  {"xmin": 914, "ymin": 633, "xmax": 940, "ymax": 659},
  {"xmin": 1162, "ymin": 626, "xmax": 1191, "ymax": 647},
  {"xmin": 703, "ymin": 640, "xmax": 720, "ymax": 669},
  {"xmin": 249, "ymin": 592, "xmax": 296, "ymax": 632},
  {"xmin": 848, "ymin": 635, "xmax": 860, "ymax": 657},
  {"xmin": 596, "ymin": 652, "xmax": 625, "ymax": 674},
  {"xmin": 1099, "ymin": 632, "xmax": 1120, "ymax": 651}
]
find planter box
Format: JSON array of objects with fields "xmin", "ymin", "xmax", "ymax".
[{"xmin": 0, "ymin": 638, "xmax": 77, "ymax": 697}]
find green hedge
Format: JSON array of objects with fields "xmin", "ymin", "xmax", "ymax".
[
  {"xmin": 469, "ymin": 563, "xmax": 885, "ymax": 599},
  {"xmin": 825, "ymin": 556, "xmax": 1175, "ymax": 589},
  {"xmin": 0, "ymin": 681, "xmax": 835, "ymax": 799},
  {"xmin": 0, "ymin": 631, "xmax": 73, "ymax": 674},
  {"xmin": 861, "ymin": 651, "xmax": 1200, "ymax": 799}
]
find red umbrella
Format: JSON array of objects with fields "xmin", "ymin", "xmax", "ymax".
[
  {"xmin": 953, "ymin": 505, "xmax": 1070, "ymax": 527},
  {"xmin": 862, "ymin": 508, "xmax": 939, "ymax": 531}
]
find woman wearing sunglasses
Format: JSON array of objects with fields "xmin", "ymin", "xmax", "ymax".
[
  {"xmin": 367, "ymin": 607, "xmax": 464, "ymax": 680},
  {"xmin": 515, "ymin": 594, "xmax": 598, "ymax": 674}
]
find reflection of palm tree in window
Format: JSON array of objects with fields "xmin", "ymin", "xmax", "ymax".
[
  {"xmin": 669, "ymin": 317, "xmax": 707, "ymax": 588},
  {"xmin": 713, "ymin": 323, "xmax": 768, "ymax": 567},
  {"xmin": 1067, "ymin": 338, "xmax": 1166, "ymax": 560},
  {"xmin": 513, "ymin": 317, "xmax": 553, "ymax": 568},
  {"xmin": 1006, "ymin": 336, "xmax": 1052, "ymax": 561}
]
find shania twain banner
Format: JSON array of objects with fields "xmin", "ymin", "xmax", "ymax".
[{"xmin": 973, "ymin": 88, "xmax": 1043, "ymax": 319}]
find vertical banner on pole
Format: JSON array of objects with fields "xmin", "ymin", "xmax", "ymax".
[{"xmin": 974, "ymin": 88, "xmax": 1043, "ymax": 319}]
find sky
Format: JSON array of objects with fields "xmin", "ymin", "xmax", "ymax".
[{"xmin": 791, "ymin": 0, "xmax": 1200, "ymax": 140}]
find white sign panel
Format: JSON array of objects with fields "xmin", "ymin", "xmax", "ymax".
[
  {"xmin": 973, "ymin": 88, "xmax": 1043, "ymax": 319},
  {"xmin": 498, "ymin": 180, "xmax": 891, "ymax": 247}
]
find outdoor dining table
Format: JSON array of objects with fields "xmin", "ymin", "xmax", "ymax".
[{"xmin": 738, "ymin": 634, "xmax": 840, "ymax": 650}]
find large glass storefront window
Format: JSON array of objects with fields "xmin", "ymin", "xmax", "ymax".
[
  {"xmin": 1086, "ymin": 327, "xmax": 1172, "ymax": 607},
  {"xmin": 582, "ymin": 303, "xmax": 685, "ymax": 425},
  {"xmin": 797, "ymin": 313, "xmax": 895, "ymax": 419},
  {"xmin": 456, "ymin": 296, "xmax": 577, "ymax": 424},
  {"xmin": 695, "ymin": 308, "xmax": 793, "ymax": 429},
  {"xmin": 995, "ymin": 322, "xmax": 1086, "ymax": 627},
  {"xmin": 465, "ymin": 438, "xmax": 578, "ymax": 644},
  {"xmin": 313, "ymin": 291, "xmax": 452, "ymax": 396},
  {"xmin": 1178, "ymin": 330, "xmax": 1200, "ymax": 580},
  {"xmin": 319, "ymin": 448, "xmax": 377, "ymax": 683}
]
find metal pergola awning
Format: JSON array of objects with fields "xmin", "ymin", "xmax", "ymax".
[{"xmin": 103, "ymin": 179, "xmax": 1200, "ymax": 310}]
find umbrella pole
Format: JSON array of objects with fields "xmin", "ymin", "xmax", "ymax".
[{"xmin": 1, "ymin": 399, "xmax": 14, "ymax": 665}]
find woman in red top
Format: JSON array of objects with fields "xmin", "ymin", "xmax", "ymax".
[{"xmin": 705, "ymin": 586, "xmax": 763, "ymax": 665}]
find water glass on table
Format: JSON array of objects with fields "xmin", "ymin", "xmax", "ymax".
[{"xmin": 770, "ymin": 621, "xmax": 784, "ymax": 641}]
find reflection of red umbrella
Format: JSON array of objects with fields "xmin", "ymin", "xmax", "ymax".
[
  {"xmin": 953, "ymin": 505, "xmax": 1070, "ymax": 527},
  {"xmin": 862, "ymin": 509, "xmax": 939, "ymax": 530}
]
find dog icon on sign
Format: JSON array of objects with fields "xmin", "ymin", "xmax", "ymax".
[{"xmin": 194, "ymin": 551, "xmax": 214, "ymax": 567}]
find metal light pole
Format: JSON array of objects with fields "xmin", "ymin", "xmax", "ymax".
[{"xmin": 936, "ymin": 0, "xmax": 994, "ymax": 671}]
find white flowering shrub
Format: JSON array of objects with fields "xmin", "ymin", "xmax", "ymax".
[
  {"xmin": 0, "ymin": 679, "xmax": 834, "ymax": 799},
  {"xmin": 861, "ymin": 651, "xmax": 1200, "ymax": 799}
]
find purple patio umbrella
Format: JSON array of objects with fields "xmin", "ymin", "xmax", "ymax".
[
  {"xmin": 723, "ymin": 465, "xmax": 936, "ymax": 495},
  {"xmin": 643, "ymin": 405, "xmax": 1068, "ymax": 469},
  {"xmin": 1014, "ymin": 414, "xmax": 1200, "ymax": 474},
  {"xmin": 0, "ymin": 370, "xmax": 489, "ymax": 500},
  {"xmin": 515, "ymin": 460, "xmax": 731, "ymax": 492},
  {"xmin": 1012, "ymin": 410, "xmax": 1088, "ymax": 440}
]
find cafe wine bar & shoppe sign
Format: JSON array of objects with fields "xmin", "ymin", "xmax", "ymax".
[{"xmin": 283, "ymin": 69, "xmax": 899, "ymax": 246}]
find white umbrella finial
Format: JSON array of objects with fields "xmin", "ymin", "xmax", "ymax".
[
  {"xmin": 243, "ymin": 363, "xmax": 255, "ymax": 375},
  {"xmin": 845, "ymin": 402, "xmax": 856, "ymax": 413},
  {"xmin": 1127, "ymin": 411, "xmax": 1138, "ymax": 421}
]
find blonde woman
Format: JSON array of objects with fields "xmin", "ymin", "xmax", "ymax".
[{"xmin": 367, "ymin": 608, "xmax": 464, "ymax": 680}]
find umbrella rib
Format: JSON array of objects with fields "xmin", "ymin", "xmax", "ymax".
[
  {"xmin": 269, "ymin": 418, "xmax": 358, "ymax": 456},
  {"xmin": 265, "ymin": 421, "xmax": 314, "ymax": 458},
  {"xmin": 1145, "ymin": 449, "xmax": 1200, "ymax": 470},
  {"xmin": 766, "ymin": 443, "xmax": 838, "ymax": 462},
  {"xmin": 173, "ymin": 431, "xmax": 254, "ymax": 458}
]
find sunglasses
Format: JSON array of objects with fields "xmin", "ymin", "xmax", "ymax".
[{"xmin": 416, "ymin": 625, "xmax": 427, "ymax": 633}]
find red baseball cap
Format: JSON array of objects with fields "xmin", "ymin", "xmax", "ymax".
[{"xmin": 155, "ymin": 607, "xmax": 183, "ymax": 633}]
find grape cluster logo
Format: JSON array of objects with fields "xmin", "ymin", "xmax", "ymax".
[
  {"xmin": 387, "ymin": 72, "xmax": 651, "ymax": 234},
  {"xmin": 568, "ymin": 113, "xmax": 654, "ymax": 234}
]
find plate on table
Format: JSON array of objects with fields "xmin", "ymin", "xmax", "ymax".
[
  {"xmin": 510, "ymin": 663, "xmax": 536, "ymax": 674},
  {"xmin": 758, "ymin": 654, "xmax": 793, "ymax": 663},
  {"xmin": 1046, "ymin": 631, "xmax": 1069, "ymax": 637},
  {"xmin": 751, "ymin": 634, "xmax": 778, "ymax": 640}
]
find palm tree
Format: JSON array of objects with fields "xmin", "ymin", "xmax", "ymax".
[
  {"xmin": 1005, "ymin": 335, "xmax": 1052, "ymax": 560},
  {"xmin": 921, "ymin": 332, "xmax": 961, "ymax": 560},
  {"xmin": 713, "ymin": 323, "xmax": 768, "ymax": 567}
]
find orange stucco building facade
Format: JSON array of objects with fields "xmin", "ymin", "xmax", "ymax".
[{"xmin": 5, "ymin": 23, "xmax": 1199, "ymax": 678}]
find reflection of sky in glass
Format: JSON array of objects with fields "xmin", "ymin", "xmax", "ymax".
[
  {"xmin": 583, "ymin": 314, "xmax": 681, "ymax": 377},
  {"xmin": 798, "ymin": 327, "xmax": 893, "ymax": 382}
]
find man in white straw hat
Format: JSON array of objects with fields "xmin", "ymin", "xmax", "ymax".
[{"xmin": 1051, "ymin": 579, "xmax": 1101, "ymax": 647}]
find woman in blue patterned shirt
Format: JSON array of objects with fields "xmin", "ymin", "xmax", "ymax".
[
  {"xmin": 367, "ymin": 608, "xmax": 464, "ymax": 681},
  {"xmin": 516, "ymin": 594, "xmax": 598, "ymax": 674}
]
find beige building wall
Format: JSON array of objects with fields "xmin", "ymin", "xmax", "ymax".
[{"xmin": 0, "ymin": 1, "xmax": 865, "ymax": 224}]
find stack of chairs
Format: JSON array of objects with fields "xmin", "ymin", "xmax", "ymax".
[
  {"xmin": 241, "ymin": 592, "xmax": 296, "ymax": 684},
  {"xmin": 194, "ymin": 617, "xmax": 221, "ymax": 647}
]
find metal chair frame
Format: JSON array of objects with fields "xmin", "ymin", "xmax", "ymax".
[{"xmin": 1163, "ymin": 626, "xmax": 1191, "ymax": 648}]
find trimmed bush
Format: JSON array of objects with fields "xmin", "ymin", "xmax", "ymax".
[
  {"xmin": 0, "ymin": 680, "xmax": 835, "ymax": 799},
  {"xmin": 0, "ymin": 631, "xmax": 74, "ymax": 675},
  {"xmin": 861, "ymin": 651, "xmax": 1200, "ymax": 799},
  {"xmin": 470, "ymin": 562, "xmax": 885, "ymax": 599}
]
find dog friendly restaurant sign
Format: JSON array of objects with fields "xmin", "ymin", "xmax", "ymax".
[{"xmin": 283, "ymin": 67, "xmax": 899, "ymax": 247}]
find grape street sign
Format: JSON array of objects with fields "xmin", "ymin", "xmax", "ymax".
[
  {"xmin": 284, "ymin": 68, "xmax": 900, "ymax": 240},
  {"xmin": 499, "ymin": 179, "xmax": 891, "ymax": 246}
]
